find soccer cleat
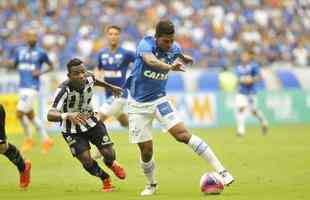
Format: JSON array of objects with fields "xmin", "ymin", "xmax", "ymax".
[
  {"xmin": 102, "ymin": 178, "xmax": 114, "ymax": 192},
  {"xmin": 140, "ymin": 183, "xmax": 158, "ymax": 196},
  {"xmin": 219, "ymin": 170, "xmax": 234, "ymax": 186},
  {"xmin": 20, "ymin": 160, "xmax": 31, "ymax": 189},
  {"xmin": 109, "ymin": 161, "xmax": 126, "ymax": 180},
  {"xmin": 262, "ymin": 124, "xmax": 268, "ymax": 136},
  {"xmin": 21, "ymin": 139, "xmax": 34, "ymax": 153},
  {"xmin": 41, "ymin": 138, "xmax": 54, "ymax": 154}
]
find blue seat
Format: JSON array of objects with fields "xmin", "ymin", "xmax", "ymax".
[
  {"xmin": 275, "ymin": 69, "xmax": 301, "ymax": 89},
  {"xmin": 166, "ymin": 73, "xmax": 185, "ymax": 92},
  {"xmin": 197, "ymin": 71, "xmax": 219, "ymax": 91}
]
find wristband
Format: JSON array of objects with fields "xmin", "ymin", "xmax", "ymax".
[{"xmin": 60, "ymin": 113, "xmax": 68, "ymax": 120}]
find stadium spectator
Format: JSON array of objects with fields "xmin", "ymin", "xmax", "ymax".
[{"xmin": 0, "ymin": 0, "xmax": 308, "ymax": 69}]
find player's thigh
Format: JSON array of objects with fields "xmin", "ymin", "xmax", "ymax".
[
  {"xmin": 62, "ymin": 133, "xmax": 90, "ymax": 157},
  {"xmin": 248, "ymin": 95, "xmax": 258, "ymax": 111},
  {"xmin": 128, "ymin": 113, "xmax": 154, "ymax": 144},
  {"xmin": 155, "ymin": 99, "xmax": 182, "ymax": 131},
  {"xmin": 17, "ymin": 89, "xmax": 37, "ymax": 113},
  {"xmin": 87, "ymin": 122, "xmax": 113, "ymax": 149},
  {"xmin": 235, "ymin": 94, "xmax": 248, "ymax": 110}
]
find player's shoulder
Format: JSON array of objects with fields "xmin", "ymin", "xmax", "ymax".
[
  {"xmin": 98, "ymin": 47, "xmax": 109, "ymax": 54},
  {"xmin": 140, "ymin": 36, "xmax": 155, "ymax": 45},
  {"xmin": 171, "ymin": 41, "xmax": 181, "ymax": 53},
  {"xmin": 15, "ymin": 45, "xmax": 27, "ymax": 53},
  {"xmin": 58, "ymin": 80, "xmax": 70, "ymax": 90}
]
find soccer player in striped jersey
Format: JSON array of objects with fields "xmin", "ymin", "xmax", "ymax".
[
  {"xmin": 47, "ymin": 58, "xmax": 126, "ymax": 192},
  {"xmin": 0, "ymin": 104, "xmax": 31, "ymax": 189},
  {"xmin": 126, "ymin": 20, "xmax": 234, "ymax": 196}
]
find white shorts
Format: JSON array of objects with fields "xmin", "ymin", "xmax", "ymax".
[
  {"xmin": 17, "ymin": 88, "xmax": 38, "ymax": 113},
  {"xmin": 99, "ymin": 97, "xmax": 127, "ymax": 118},
  {"xmin": 235, "ymin": 94, "xmax": 257, "ymax": 110},
  {"xmin": 127, "ymin": 96, "xmax": 181, "ymax": 144}
]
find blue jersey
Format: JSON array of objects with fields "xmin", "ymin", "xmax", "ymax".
[
  {"xmin": 97, "ymin": 47, "xmax": 135, "ymax": 98},
  {"xmin": 127, "ymin": 36, "xmax": 181, "ymax": 102},
  {"xmin": 14, "ymin": 45, "xmax": 51, "ymax": 90},
  {"xmin": 235, "ymin": 62, "xmax": 261, "ymax": 95}
]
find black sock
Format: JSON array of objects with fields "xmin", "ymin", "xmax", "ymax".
[
  {"xmin": 83, "ymin": 160, "xmax": 109, "ymax": 181},
  {"xmin": 4, "ymin": 143, "xmax": 25, "ymax": 173}
]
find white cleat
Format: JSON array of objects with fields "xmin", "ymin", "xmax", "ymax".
[
  {"xmin": 219, "ymin": 170, "xmax": 234, "ymax": 186},
  {"xmin": 140, "ymin": 183, "xmax": 158, "ymax": 196}
]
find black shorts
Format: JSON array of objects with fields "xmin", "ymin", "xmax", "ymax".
[
  {"xmin": 0, "ymin": 104, "xmax": 7, "ymax": 144},
  {"xmin": 62, "ymin": 122, "xmax": 113, "ymax": 157}
]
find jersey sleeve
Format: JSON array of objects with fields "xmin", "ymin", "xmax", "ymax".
[
  {"xmin": 252, "ymin": 63, "xmax": 261, "ymax": 76},
  {"xmin": 173, "ymin": 42, "xmax": 182, "ymax": 57},
  {"xmin": 41, "ymin": 51, "xmax": 52, "ymax": 65},
  {"xmin": 137, "ymin": 38, "xmax": 153, "ymax": 57},
  {"xmin": 52, "ymin": 87, "xmax": 68, "ymax": 111},
  {"xmin": 127, "ymin": 50, "xmax": 136, "ymax": 63},
  {"xmin": 97, "ymin": 52, "xmax": 103, "ymax": 70}
]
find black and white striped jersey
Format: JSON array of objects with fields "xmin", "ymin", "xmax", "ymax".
[{"xmin": 51, "ymin": 75, "xmax": 98, "ymax": 134}]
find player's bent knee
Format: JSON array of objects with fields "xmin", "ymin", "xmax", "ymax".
[
  {"xmin": 0, "ymin": 143, "xmax": 8, "ymax": 154},
  {"xmin": 239, "ymin": 107, "xmax": 246, "ymax": 112},
  {"xmin": 174, "ymin": 131, "xmax": 191, "ymax": 143}
]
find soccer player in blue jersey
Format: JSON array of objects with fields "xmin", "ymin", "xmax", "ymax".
[
  {"xmin": 235, "ymin": 52, "xmax": 268, "ymax": 137},
  {"xmin": 125, "ymin": 20, "xmax": 234, "ymax": 196},
  {"xmin": 96, "ymin": 25, "xmax": 135, "ymax": 127},
  {"xmin": 13, "ymin": 30, "xmax": 54, "ymax": 154}
]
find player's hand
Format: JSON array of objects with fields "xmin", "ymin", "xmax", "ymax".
[
  {"xmin": 182, "ymin": 56, "xmax": 194, "ymax": 65},
  {"xmin": 110, "ymin": 85, "xmax": 123, "ymax": 98},
  {"xmin": 67, "ymin": 112, "xmax": 88, "ymax": 125},
  {"xmin": 170, "ymin": 61, "xmax": 185, "ymax": 72},
  {"xmin": 241, "ymin": 75, "xmax": 254, "ymax": 85},
  {"xmin": 32, "ymin": 69, "xmax": 41, "ymax": 78}
]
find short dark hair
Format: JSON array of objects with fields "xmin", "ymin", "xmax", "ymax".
[
  {"xmin": 67, "ymin": 58, "xmax": 83, "ymax": 72},
  {"xmin": 106, "ymin": 25, "xmax": 121, "ymax": 33},
  {"xmin": 155, "ymin": 20, "xmax": 175, "ymax": 38}
]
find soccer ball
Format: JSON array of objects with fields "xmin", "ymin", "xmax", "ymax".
[{"xmin": 199, "ymin": 172, "xmax": 224, "ymax": 195}]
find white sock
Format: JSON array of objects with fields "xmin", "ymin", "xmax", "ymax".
[
  {"xmin": 140, "ymin": 159, "xmax": 156, "ymax": 185},
  {"xmin": 236, "ymin": 110, "xmax": 246, "ymax": 135},
  {"xmin": 20, "ymin": 116, "xmax": 32, "ymax": 138},
  {"xmin": 187, "ymin": 135, "xmax": 225, "ymax": 173},
  {"xmin": 32, "ymin": 117, "xmax": 49, "ymax": 141}
]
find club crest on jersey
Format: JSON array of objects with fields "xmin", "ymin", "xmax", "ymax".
[{"xmin": 144, "ymin": 70, "xmax": 168, "ymax": 80}]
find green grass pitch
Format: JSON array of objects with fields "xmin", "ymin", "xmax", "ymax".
[{"xmin": 1, "ymin": 124, "xmax": 310, "ymax": 200}]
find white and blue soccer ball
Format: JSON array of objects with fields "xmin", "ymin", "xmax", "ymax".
[{"xmin": 199, "ymin": 172, "xmax": 224, "ymax": 195}]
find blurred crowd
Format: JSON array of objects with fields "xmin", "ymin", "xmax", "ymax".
[{"xmin": 0, "ymin": 0, "xmax": 309, "ymax": 70}]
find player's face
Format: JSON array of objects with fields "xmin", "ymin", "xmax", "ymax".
[
  {"xmin": 25, "ymin": 31, "xmax": 38, "ymax": 47},
  {"xmin": 107, "ymin": 28, "xmax": 120, "ymax": 47},
  {"xmin": 68, "ymin": 64, "xmax": 87, "ymax": 89},
  {"xmin": 241, "ymin": 53, "xmax": 251, "ymax": 65},
  {"xmin": 156, "ymin": 34, "xmax": 174, "ymax": 52}
]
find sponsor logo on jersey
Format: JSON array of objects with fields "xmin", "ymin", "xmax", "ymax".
[{"xmin": 143, "ymin": 70, "xmax": 168, "ymax": 80}]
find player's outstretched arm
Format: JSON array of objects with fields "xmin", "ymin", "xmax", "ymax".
[
  {"xmin": 142, "ymin": 53, "xmax": 172, "ymax": 70},
  {"xmin": 178, "ymin": 53, "xmax": 194, "ymax": 65},
  {"xmin": 47, "ymin": 108, "xmax": 88, "ymax": 125},
  {"xmin": 32, "ymin": 62, "xmax": 54, "ymax": 77},
  {"xmin": 94, "ymin": 79, "xmax": 123, "ymax": 97},
  {"xmin": 142, "ymin": 53, "xmax": 185, "ymax": 72}
]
